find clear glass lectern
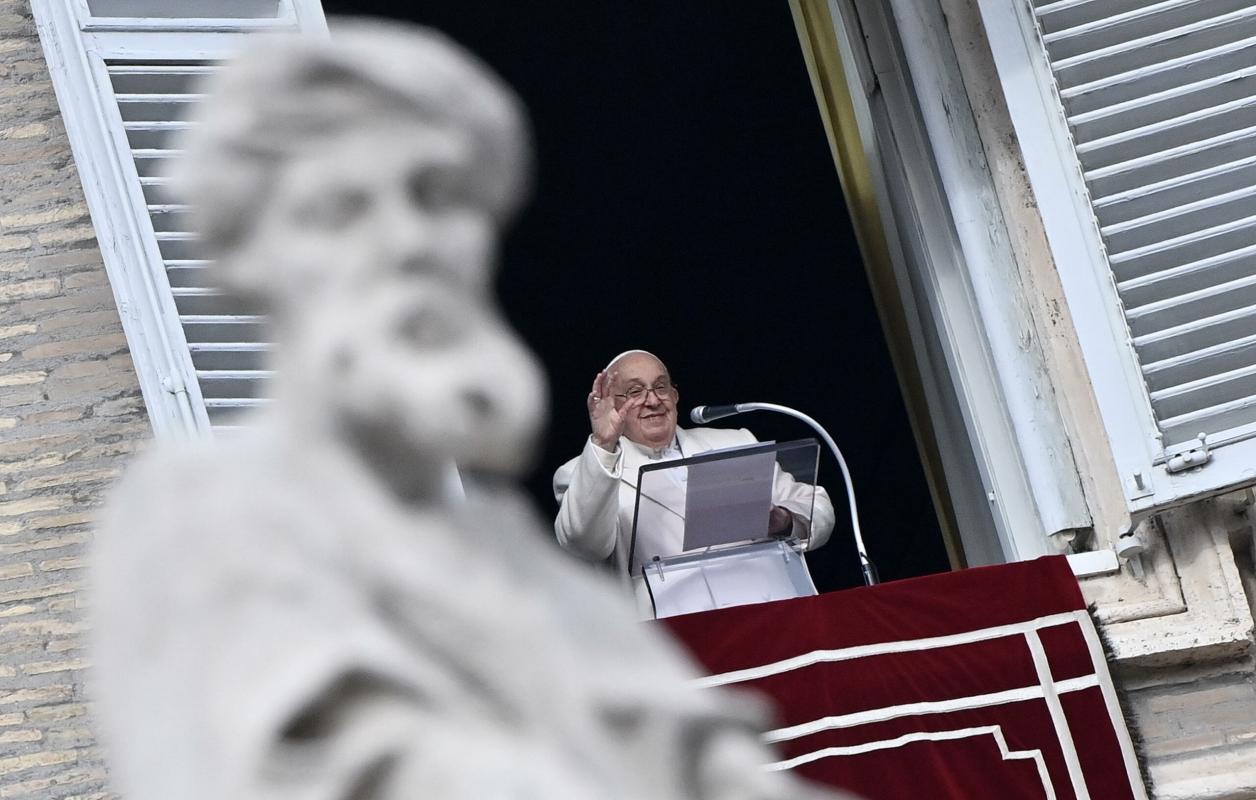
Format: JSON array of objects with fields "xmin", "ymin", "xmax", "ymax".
[{"xmin": 630, "ymin": 438, "xmax": 822, "ymax": 619}]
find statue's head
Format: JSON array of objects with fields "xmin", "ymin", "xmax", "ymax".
[
  {"xmin": 175, "ymin": 21, "xmax": 545, "ymax": 478},
  {"xmin": 175, "ymin": 20, "xmax": 531, "ymax": 305},
  {"xmin": 292, "ymin": 275, "xmax": 546, "ymax": 480}
]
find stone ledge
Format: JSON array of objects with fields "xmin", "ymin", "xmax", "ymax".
[{"xmin": 1151, "ymin": 740, "xmax": 1256, "ymax": 800}]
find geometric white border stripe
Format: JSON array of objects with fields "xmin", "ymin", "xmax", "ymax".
[
  {"xmin": 1025, "ymin": 627, "xmax": 1091, "ymax": 800},
  {"xmin": 765, "ymin": 674, "xmax": 1099, "ymax": 743},
  {"xmin": 766, "ymin": 725, "xmax": 1057, "ymax": 800},
  {"xmin": 1076, "ymin": 613, "xmax": 1149, "ymax": 798},
  {"xmin": 695, "ymin": 609, "xmax": 1148, "ymax": 800},
  {"xmin": 691, "ymin": 610, "xmax": 1087, "ymax": 688}
]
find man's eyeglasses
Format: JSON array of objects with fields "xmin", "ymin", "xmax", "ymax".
[{"xmin": 614, "ymin": 380, "xmax": 677, "ymax": 402}]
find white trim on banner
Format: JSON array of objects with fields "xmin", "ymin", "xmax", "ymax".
[{"xmin": 767, "ymin": 725, "xmax": 1056, "ymax": 800}]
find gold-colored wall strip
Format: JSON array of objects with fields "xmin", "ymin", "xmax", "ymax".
[{"xmin": 788, "ymin": 0, "xmax": 965, "ymax": 569}]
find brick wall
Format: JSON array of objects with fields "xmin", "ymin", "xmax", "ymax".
[
  {"xmin": 0, "ymin": 1, "xmax": 149, "ymax": 796},
  {"xmin": 1117, "ymin": 660, "xmax": 1256, "ymax": 799}
]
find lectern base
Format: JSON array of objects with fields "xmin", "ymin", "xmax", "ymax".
[{"xmin": 643, "ymin": 540, "xmax": 817, "ymax": 619}]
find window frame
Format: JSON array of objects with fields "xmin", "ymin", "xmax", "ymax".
[
  {"xmin": 31, "ymin": 0, "xmax": 328, "ymax": 440},
  {"xmin": 812, "ymin": 0, "xmax": 1096, "ymax": 564}
]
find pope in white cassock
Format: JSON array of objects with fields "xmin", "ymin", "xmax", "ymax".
[{"xmin": 553, "ymin": 350, "xmax": 836, "ymax": 609}]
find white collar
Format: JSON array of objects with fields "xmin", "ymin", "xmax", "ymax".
[{"xmin": 624, "ymin": 434, "xmax": 682, "ymax": 461}]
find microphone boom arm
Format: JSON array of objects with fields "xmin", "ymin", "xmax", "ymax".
[{"xmin": 692, "ymin": 402, "xmax": 877, "ymax": 586}]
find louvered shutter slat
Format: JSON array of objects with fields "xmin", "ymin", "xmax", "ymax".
[
  {"xmin": 1084, "ymin": 127, "xmax": 1256, "ymax": 196},
  {"xmin": 1047, "ymin": 6, "xmax": 1256, "ymax": 87},
  {"xmin": 1141, "ymin": 333, "xmax": 1256, "ymax": 387},
  {"xmin": 1096, "ymin": 157, "xmax": 1256, "ymax": 225},
  {"xmin": 1062, "ymin": 38, "xmax": 1256, "ymax": 117},
  {"xmin": 164, "ymin": 260, "xmax": 212, "ymax": 289},
  {"xmin": 199, "ymin": 382, "xmax": 269, "ymax": 402},
  {"xmin": 133, "ymin": 152, "xmax": 179, "ymax": 176},
  {"xmin": 1157, "ymin": 393, "xmax": 1256, "ymax": 437},
  {"xmin": 86, "ymin": 0, "xmax": 281, "ymax": 19},
  {"xmin": 171, "ymin": 288, "xmax": 248, "ymax": 318},
  {"xmin": 148, "ymin": 205, "xmax": 194, "ymax": 232},
  {"xmin": 139, "ymin": 177, "xmax": 175, "ymax": 205},
  {"xmin": 1077, "ymin": 99, "xmax": 1256, "ymax": 173},
  {"xmin": 1103, "ymin": 186, "xmax": 1256, "ymax": 246},
  {"xmin": 1109, "ymin": 214, "xmax": 1256, "ymax": 274},
  {"xmin": 179, "ymin": 318, "xmax": 268, "ymax": 342},
  {"xmin": 1130, "ymin": 305, "xmax": 1256, "ymax": 396},
  {"xmin": 123, "ymin": 121, "xmax": 191, "ymax": 151},
  {"xmin": 1069, "ymin": 67, "xmax": 1256, "ymax": 145},
  {"xmin": 1149, "ymin": 360, "xmax": 1256, "ymax": 410},
  {"xmin": 152, "ymin": 233, "xmax": 203, "ymax": 263},
  {"xmin": 109, "ymin": 65, "xmax": 218, "ymax": 93},
  {"xmin": 1117, "ymin": 243, "xmax": 1256, "ymax": 305},
  {"xmin": 1027, "ymin": 0, "xmax": 1256, "ymax": 449},
  {"xmin": 1044, "ymin": 0, "xmax": 1255, "ymax": 60},
  {"xmin": 1124, "ymin": 272, "xmax": 1256, "ymax": 335},
  {"xmin": 190, "ymin": 344, "xmax": 271, "ymax": 374},
  {"xmin": 116, "ymin": 95, "xmax": 204, "ymax": 119}
]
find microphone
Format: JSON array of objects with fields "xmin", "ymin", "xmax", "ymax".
[
  {"xmin": 690, "ymin": 404, "xmax": 742, "ymax": 424},
  {"xmin": 687, "ymin": 401, "xmax": 877, "ymax": 586}
]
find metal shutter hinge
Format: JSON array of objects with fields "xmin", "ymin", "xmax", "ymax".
[
  {"xmin": 161, "ymin": 374, "xmax": 187, "ymax": 396},
  {"xmin": 1166, "ymin": 434, "xmax": 1211, "ymax": 474}
]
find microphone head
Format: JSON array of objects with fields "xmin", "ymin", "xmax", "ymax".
[{"xmin": 690, "ymin": 404, "xmax": 740, "ymax": 424}]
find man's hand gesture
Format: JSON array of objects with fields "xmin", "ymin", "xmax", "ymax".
[{"xmin": 587, "ymin": 370, "xmax": 643, "ymax": 451}]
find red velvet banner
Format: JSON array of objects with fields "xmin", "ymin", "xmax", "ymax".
[{"xmin": 664, "ymin": 556, "xmax": 1146, "ymax": 799}]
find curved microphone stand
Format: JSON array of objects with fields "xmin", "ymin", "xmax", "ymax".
[{"xmin": 691, "ymin": 402, "xmax": 877, "ymax": 586}]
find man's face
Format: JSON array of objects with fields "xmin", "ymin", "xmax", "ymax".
[
  {"xmin": 298, "ymin": 279, "xmax": 546, "ymax": 476},
  {"xmin": 611, "ymin": 353, "xmax": 679, "ymax": 449},
  {"xmin": 247, "ymin": 119, "xmax": 546, "ymax": 474},
  {"xmin": 240, "ymin": 121, "xmax": 498, "ymax": 305}
]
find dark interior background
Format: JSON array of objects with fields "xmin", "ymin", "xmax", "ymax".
[{"xmin": 322, "ymin": 1, "xmax": 951, "ymax": 590}]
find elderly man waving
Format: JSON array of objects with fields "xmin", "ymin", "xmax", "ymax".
[{"xmin": 553, "ymin": 350, "xmax": 835, "ymax": 601}]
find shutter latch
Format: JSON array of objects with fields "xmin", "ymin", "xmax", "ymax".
[{"xmin": 1166, "ymin": 434, "xmax": 1211, "ymax": 473}]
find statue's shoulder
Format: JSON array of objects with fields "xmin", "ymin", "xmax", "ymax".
[
  {"xmin": 109, "ymin": 436, "xmax": 282, "ymax": 508},
  {"xmin": 101, "ymin": 435, "xmax": 354, "ymax": 565}
]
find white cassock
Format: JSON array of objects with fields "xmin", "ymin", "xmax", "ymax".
[{"xmin": 553, "ymin": 426, "xmax": 835, "ymax": 613}]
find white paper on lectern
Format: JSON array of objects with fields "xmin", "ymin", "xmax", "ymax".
[{"xmin": 682, "ymin": 449, "xmax": 776, "ymax": 551}]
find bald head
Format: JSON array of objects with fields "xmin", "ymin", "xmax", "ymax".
[
  {"xmin": 605, "ymin": 349, "xmax": 660, "ymax": 373},
  {"xmin": 608, "ymin": 351, "xmax": 679, "ymax": 449}
]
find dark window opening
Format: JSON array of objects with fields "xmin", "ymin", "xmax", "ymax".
[{"xmin": 320, "ymin": 1, "xmax": 952, "ymax": 590}]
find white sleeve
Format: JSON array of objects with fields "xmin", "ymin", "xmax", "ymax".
[
  {"xmin": 552, "ymin": 437, "xmax": 623, "ymax": 561},
  {"xmin": 771, "ymin": 465, "xmax": 836, "ymax": 551}
]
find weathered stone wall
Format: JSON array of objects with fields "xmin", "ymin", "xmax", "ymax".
[
  {"xmin": 1105, "ymin": 501, "xmax": 1256, "ymax": 799},
  {"xmin": 1121, "ymin": 659, "xmax": 1256, "ymax": 800},
  {"xmin": 0, "ymin": 1, "xmax": 148, "ymax": 796}
]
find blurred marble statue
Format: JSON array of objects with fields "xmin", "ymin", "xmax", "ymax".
[{"xmin": 90, "ymin": 20, "xmax": 849, "ymax": 800}]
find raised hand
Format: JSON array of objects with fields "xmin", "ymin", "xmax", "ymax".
[{"xmin": 587, "ymin": 370, "xmax": 643, "ymax": 451}]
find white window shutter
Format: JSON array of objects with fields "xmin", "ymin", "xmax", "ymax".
[
  {"xmin": 978, "ymin": 0, "xmax": 1256, "ymax": 517},
  {"xmin": 111, "ymin": 61, "xmax": 274, "ymax": 432},
  {"xmin": 1041, "ymin": 1, "xmax": 1256, "ymax": 450},
  {"xmin": 31, "ymin": 0, "xmax": 327, "ymax": 439}
]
